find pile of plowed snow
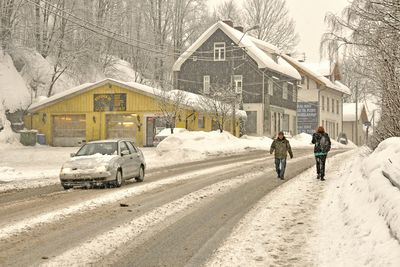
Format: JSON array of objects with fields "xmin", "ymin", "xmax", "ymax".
[{"xmin": 317, "ymin": 137, "xmax": 400, "ymax": 266}]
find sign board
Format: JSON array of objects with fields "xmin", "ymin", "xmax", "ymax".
[
  {"xmin": 297, "ymin": 102, "xmax": 318, "ymax": 134},
  {"xmin": 94, "ymin": 94, "xmax": 127, "ymax": 112}
]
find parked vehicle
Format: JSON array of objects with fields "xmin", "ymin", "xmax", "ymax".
[
  {"xmin": 337, "ymin": 132, "xmax": 348, "ymax": 145},
  {"xmin": 153, "ymin": 128, "xmax": 187, "ymax": 146},
  {"xmin": 60, "ymin": 139, "xmax": 146, "ymax": 189}
]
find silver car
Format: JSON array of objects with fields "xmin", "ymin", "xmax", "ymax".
[{"xmin": 60, "ymin": 139, "xmax": 146, "ymax": 189}]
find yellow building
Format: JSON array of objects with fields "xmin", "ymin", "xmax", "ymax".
[{"xmin": 25, "ymin": 79, "xmax": 240, "ymax": 146}]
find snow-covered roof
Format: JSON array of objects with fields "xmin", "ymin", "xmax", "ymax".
[
  {"xmin": 302, "ymin": 60, "xmax": 333, "ymax": 77},
  {"xmin": 343, "ymin": 103, "xmax": 367, "ymax": 122},
  {"xmin": 28, "ymin": 78, "xmax": 161, "ymax": 112},
  {"xmin": 28, "ymin": 78, "xmax": 247, "ymax": 118},
  {"xmin": 281, "ymin": 55, "xmax": 351, "ymax": 95},
  {"xmin": 172, "ymin": 21, "xmax": 301, "ymax": 80}
]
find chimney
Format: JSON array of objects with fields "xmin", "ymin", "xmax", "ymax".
[
  {"xmin": 222, "ymin": 20, "xmax": 234, "ymax": 27},
  {"xmin": 234, "ymin": 26, "xmax": 244, "ymax": 32}
]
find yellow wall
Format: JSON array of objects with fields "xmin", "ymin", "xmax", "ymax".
[{"xmin": 25, "ymin": 82, "xmax": 241, "ymax": 146}]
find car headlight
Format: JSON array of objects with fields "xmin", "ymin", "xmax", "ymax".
[
  {"xmin": 60, "ymin": 167, "xmax": 72, "ymax": 174},
  {"xmin": 96, "ymin": 164, "xmax": 110, "ymax": 172}
]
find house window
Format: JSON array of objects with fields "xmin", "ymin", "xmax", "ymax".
[
  {"xmin": 321, "ymin": 96, "xmax": 325, "ymax": 111},
  {"xmin": 332, "ymin": 99, "xmax": 335, "ymax": 113},
  {"xmin": 268, "ymin": 79, "xmax": 273, "ymax": 96},
  {"xmin": 214, "ymin": 42, "xmax": 225, "ymax": 61},
  {"xmin": 282, "ymin": 83, "xmax": 288, "ymax": 100},
  {"xmin": 203, "ymin": 75, "xmax": 210, "ymax": 94},
  {"xmin": 233, "ymin": 75, "xmax": 243, "ymax": 94},
  {"xmin": 198, "ymin": 114, "xmax": 205, "ymax": 128},
  {"xmin": 336, "ymin": 100, "xmax": 340, "ymax": 114},
  {"xmin": 327, "ymin": 97, "xmax": 330, "ymax": 111}
]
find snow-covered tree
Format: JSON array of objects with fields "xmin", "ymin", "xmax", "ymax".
[{"xmin": 323, "ymin": 0, "xmax": 400, "ymax": 147}]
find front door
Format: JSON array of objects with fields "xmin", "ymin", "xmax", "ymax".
[{"xmin": 146, "ymin": 117, "xmax": 155, "ymax": 146}]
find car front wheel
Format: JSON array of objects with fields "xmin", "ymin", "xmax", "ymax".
[
  {"xmin": 135, "ymin": 166, "xmax": 144, "ymax": 182},
  {"xmin": 114, "ymin": 170, "xmax": 123, "ymax": 187}
]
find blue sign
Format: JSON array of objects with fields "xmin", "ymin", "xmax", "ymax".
[{"xmin": 297, "ymin": 102, "xmax": 318, "ymax": 134}]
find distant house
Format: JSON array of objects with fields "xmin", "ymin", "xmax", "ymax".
[
  {"xmin": 343, "ymin": 103, "xmax": 370, "ymax": 145},
  {"xmin": 173, "ymin": 20, "xmax": 301, "ymax": 137},
  {"xmin": 282, "ymin": 56, "xmax": 351, "ymax": 139}
]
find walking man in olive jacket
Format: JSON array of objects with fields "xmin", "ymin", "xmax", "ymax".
[{"xmin": 270, "ymin": 131, "xmax": 293, "ymax": 180}]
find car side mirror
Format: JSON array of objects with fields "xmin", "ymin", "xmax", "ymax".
[
  {"xmin": 121, "ymin": 150, "xmax": 130, "ymax": 156},
  {"xmin": 70, "ymin": 153, "xmax": 76, "ymax": 157}
]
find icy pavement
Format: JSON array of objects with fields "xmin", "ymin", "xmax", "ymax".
[
  {"xmin": 41, "ymin": 169, "xmax": 269, "ymax": 266},
  {"xmin": 207, "ymin": 142, "xmax": 400, "ymax": 267}
]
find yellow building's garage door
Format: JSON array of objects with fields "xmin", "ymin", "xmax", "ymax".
[
  {"xmin": 106, "ymin": 114, "xmax": 137, "ymax": 141},
  {"xmin": 53, "ymin": 115, "xmax": 86, "ymax": 147}
]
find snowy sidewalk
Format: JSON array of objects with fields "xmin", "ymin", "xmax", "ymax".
[
  {"xmin": 206, "ymin": 151, "xmax": 355, "ymax": 267},
  {"xmin": 207, "ymin": 141, "xmax": 400, "ymax": 267},
  {"xmin": 205, "ymin": 151, "xmax": 352, "ymax": 266}
]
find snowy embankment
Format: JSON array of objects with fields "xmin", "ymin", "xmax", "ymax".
[
  {"xmin": 149, "ymin": 131, "xmax": 352, "ymax": 167},
  {"xmin": 207, "ymin": 138, "xmax": 400, "ymax": 267},
  {"xmin": 317, "ymin": 137, "xmax": 400, "ymax": 266}
]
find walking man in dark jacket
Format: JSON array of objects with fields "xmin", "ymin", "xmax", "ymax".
[
  {"xmin": 312, "ymin": 126, "xmax": 331, "ymax": 181},
  {"xmin": 270, "ymin": 131, "xmax": 293, "ymax": 180}
]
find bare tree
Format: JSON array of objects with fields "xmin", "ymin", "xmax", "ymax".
[
  {"xmin": 155, "ymin": 87, "xmax": 188, "ymax": 134},
  {"xmin": 243, "ymin": 0, "xmax": 299, "ymax": 52},
  {"xmin": 322, "ymin": 0, "xmax": 400, "ymax": 147},
  {"xmin": 199, "ymin": 84, "xmax": 236, "ymax": 133},
  {"xmin": 213, "ymin": 0, "xmax": 243, "ymax": 25}
]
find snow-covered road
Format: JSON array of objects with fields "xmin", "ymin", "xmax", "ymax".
[{"xmin": 0, "ymin": 148, "xmax": 337, "ymax": 266}]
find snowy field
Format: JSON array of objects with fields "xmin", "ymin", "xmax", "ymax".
[
  {"xmin": 0, "ymin": 130, "xmax": 354, "ymax": 192},
  {"xmin": 206, "ymin": 138, "xmax": 400, "ymax": 267}
]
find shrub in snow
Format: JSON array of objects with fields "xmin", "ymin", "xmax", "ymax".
[{"xmin": 0, "ymin": 106, "xmax": 20, "ymax": 145}]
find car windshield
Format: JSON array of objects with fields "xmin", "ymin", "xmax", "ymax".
[{"xmin": 76, "ymin": 142, "xmax": 118, "ymax": 156}]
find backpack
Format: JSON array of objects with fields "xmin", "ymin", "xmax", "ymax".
[{"xmin": 319, "ymin": 134, "xmax": 330, "ymax": 153}]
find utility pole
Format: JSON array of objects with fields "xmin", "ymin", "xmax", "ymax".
[{"xmin": 355, "ymin": 82, "xmax": 359, "ymax": 145}]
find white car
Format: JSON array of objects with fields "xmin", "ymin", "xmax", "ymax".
[
  {"xmin": 153, "ymin": 128, "xmax": 187, "ymax": 146},
  {"xmin": 60, "ymin": 139, "xmax": 146, "ymax": 189}
]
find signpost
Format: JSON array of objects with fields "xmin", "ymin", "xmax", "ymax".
[{"xmin": 297, "ymin": 102, "xmax": 318, "ymax": 134}]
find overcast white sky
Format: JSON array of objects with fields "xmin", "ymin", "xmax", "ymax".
[{"xmin": 207, "ymin": 0, "xmax": 350, "ymax": 62}]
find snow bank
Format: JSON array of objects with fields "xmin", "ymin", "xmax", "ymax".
[
  {"xmin": 317, "ymin": 139, "xmax": 400, "ymax": 266},
  {"xmin": 0, "ymin": 52, "xmax": 30, "ymax": 111},
  {"xmin": 154, "ymin": 131, "xmax": 271, "ymax": 165},
  {"xmin": 0, "ymin": 105, "xmax": 20, "ymax": 144},
  {"xmin": 10, "ymin": 48, "xmax": 78, "ymax": 96},
  {"xmin": 104, "ymin": 57, "xmax": 142, "ymax": 82}
]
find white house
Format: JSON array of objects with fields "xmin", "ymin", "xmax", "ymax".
[
  {"xmin": 343, "ymin": 103, "xmax": 370, "ymax": 145},
  {"xmin": 282, "ymin": 56, "xmax": 351, "ymax": 139}
]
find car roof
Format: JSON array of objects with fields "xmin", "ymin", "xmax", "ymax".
[{"xmin": 87, "ymin": 139, "xmax": 135, "ymax": 144}]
